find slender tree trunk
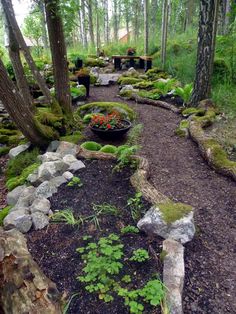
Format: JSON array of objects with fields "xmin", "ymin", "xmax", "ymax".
[
  {"xmin": 1, "ymin": 0, "xmax": 52, "ymax": 104},
  {"xmin": 144, "ymin": 0, "xmax": 149, "ymax": 55},
  {"xmin": 104, "ymin": 0, "xmax": 109, "ymax": 43},
  {"xmin": 113, "ymin": 0, "xmax": 118, "ymax": 41},
  {"xmin": 38, "ymin": 1, "xmax": 49, "ymax": 50},
  {"xmin": 0, "ymin": 58, "xmax": 54, "ymax": 147},
  {"xmin": 4, "ymin": 12, "xmax": 34, "ymax": 112},
  {"xmin": 88, "ymin": 0, "xmax": 95, "ymax": 46},
  {"xmin": 151, "ymin": 0, "xmax": 158, "ymax": 35},
  {"xmin": 45, "ymin": 0, "xmax": 72, "ymax": 118},
  {"xmin": 81, "ymin": 0, "xmax": 88, "ymax": 48},
  {"xmin": 95, "ymin": 0, "xmax": 100, "ymax": 55},
  {"xmin": 190, "ymin": 0, "xmax": 219, "ymax": 107},
  {"xmin": 161, "ymin": 0, "xmax": 169, "ymax": 69}
]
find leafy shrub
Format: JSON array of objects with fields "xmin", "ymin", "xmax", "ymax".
[
  {"xmin": 67, "ymin": 176, "xmax": 83, "ymax": 187},
  {"xmin": 100, "ymin": 145, "xmax": 117, "ymax": 154},
  {"xmin": 0, "ymin": 146, "xmax": 10, "ymax": 157},
  {"xmin": 6, "ymin": 148, "xmax": 39, "ymax": 180},
  {"xmin": 70, "ymin": 85, "xmax": 86, "ymax": 98},
  {"xmin": 84, "ymin": 57, "xmax": 105, "ymax": 67},
  {"xmin": 174, "ymin": 83, "xmax": 193, "ymax": 105},
  {"xmin": 81, "ymin": 141, "xmax": 102, "ymax": 151},
  {"xmin": 153, "ymin": 79, "xmax": 177, "ymax": 95},
  {"xmin": 114, "ymin": 145, "xmax": 139, "ymax": 172},
  {"xmin": 51, "ymin": 209, "xmax": 79, "ymax": 225},
  {"xmin": 77, "ymin": 102, "xmax": 136, "ymax": 121}
]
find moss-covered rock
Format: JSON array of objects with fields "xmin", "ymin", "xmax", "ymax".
[
  {"xmin": 175, "ymin": 120, "xmax": 190, "ymax": 138},
  {"xmin": 0, "ymin": 146, "xmax": 10, "ymax": 156},
  {"xmin": 119, "ymin": 90, "xmax": 134, "ymax": 98},
  {"xmin": 6, "ymin": 163, "xmax": 40, "ymax": 191},
  {"xmin": 76, "ymin": 102, "xmax": 136, "ymax": 121},
  {"xmin": 192, "ymin": 109, "xmax": 216, "ymax": 127},
  {"xmin": 84, "ymin": 58, "xmax": 105, "ymax": 67},
  {"xmin": 0, "ymin": 206, "xmax": 12, "ymax": 226},
  {"xmin": 117, "ymin": 77, "xmax": 142, "ymax": 86},
  {"xmin": 133, "ymin": 81, "xmax": 154, "ymax": 90},
  {"xmin": 159, "ymin": 201, "xmax": 193, "ymax": 224},
  {"xmin": 100, "ymin": 145, "xmax": 117, "ymax": 154},
  {"xmin": 90, "ymin": 74, "xmax": 97, "ymax": 85},
  {"xmin": 81, "ymin": 141, "xmax": 102, "ymax": 151},
  {"xmin": 0, "ymin": 135, "xmax": 9, "ymax": 144},
  {"xmin": 60, "ymin": 131, "xmax": 83, "ymax": 144},
  {"xmin": 36, "ymin": 111, "xmax": 64, "ymax": 130},
  {"xmin": 182, "ymin": 107, "xmax": 206, "ymax": 117},
  {"xmin": 146, "ymin": 68, "xmax": 170, "ymax": 81}
]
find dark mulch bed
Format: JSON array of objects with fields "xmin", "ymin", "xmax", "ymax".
[
  {"xmin": 83, "ymin": 85, "xmax": 236, "ymax": 314},
  {"xmin": 27, "ymin": 159, "xmax": 163, "ymax": 314}
]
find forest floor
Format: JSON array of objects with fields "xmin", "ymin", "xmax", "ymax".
[{"xmin": 85, "ymin": 85, "xmax": 236, "ymax": 314}]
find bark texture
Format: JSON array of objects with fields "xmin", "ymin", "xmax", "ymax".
[
  {"xmin": 0, "ymin": 228, "xmax": 62, "ymax": 314},
  {"xmin": 45, "ymin": 0, "xmax": 72, "ymax": 117}
]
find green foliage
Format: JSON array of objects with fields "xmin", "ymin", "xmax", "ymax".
[
  {"xmin": 23, "ymin": 10, "xmax": 42, "ymax": 56},
  {"xmin": 118, "ymin": 77, "xmax": 142, "ymax": 86},
  {"xmin": 67, "ymin": 176, "xmax": 83, "ymax": 187},
  {"xmin": 121, "ymin": 225, "xmax": 139, "ymax": 234},
  {"xmin": 174, "ymin": 83, "xmax": 193, "ymax": 105},
  {"xmin": 159, "ymin": 201, "xmax": 193, "ymax": 224},
  {"xmin": 51, "ymin": 209, "xmax": 79, "ymax": 225},
  {"xmin": 77, "ymin": 102, "xmax": 136, "ymax": 121},
  {"xmin": 127, "ymin": 192, "xmax": 143, "ymax": 221},
  {"xmin": 126, "ymin": 124, "xmax": 143, "ymax": 146},
  {"xmin": 0, "ymin": 128, "xmax": 18, "ymax": 136},
  {"xmin": 137, "ymin": 90, "xmax": 160, "ymax": 100},
  {"xmin": 0, "ymin": 206, "xmax": 11, "ymax": 226},
  {"xmin": 133, "ymin": 81, "xmax": 154, "ymax": 89},
  {"xmin": 92, "ymin": 203, "xmax": 120, "ymax": 217},
  {"xmin": 84, "ymin": 58, "xmax": 105, "ymax": 67},
  {"xmin": 114, "ymin": 145, "xmax": 139, "ymax": 172},
  {"xmin": 153, "ymin": 79, "xmax": 177, "ymax": 96},
  {"xmin": 6, "ymin": 163, "xmax": 40, "ymax": 191},
  {"xmin": 36, "ymin": 111, "xmax": 63, "ymax": 130},
  {"xmin": 130, "ymin": 249, "xmax": 149, "ymax": 262},
  {"xmin": 138, "ymin": 280, "xmax": 165, "ymax": 306},
  {"xmin": 60, "ymin": 131, "xmax": 83, "ymax": 144},
  {"xmin": 99, "ymin": 145, "xmax": 117, "ymax": 154},
  {"xmin": 0, "ymin": 146, "xmax": 10, "ymax": 157},
  {"xmin": 82, "ymin": 113, "xmax": 104, "ymax": 124},
  {"xmin": 182, "ymin": 107, "xmax": 205, "ymax": 117},
  {"xmin": 6, "ymin": 148, "xmax": 39, "ymax": 180},
  {"xmin": 213, "ymin": 59, "xmax": 230, "ymax": 82},
  {"xmin": 81, "ymin": 141, "xmax": 102, "ymax": 151},
  {"xmin": 70, "ymin": 86, "xmax": 86, "ymax": 98}
]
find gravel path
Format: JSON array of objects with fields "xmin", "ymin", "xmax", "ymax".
[{"xmin": 87, "ymin": 85, "xmax": 236, "ymax": 314}]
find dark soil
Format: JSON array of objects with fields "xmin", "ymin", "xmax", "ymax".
[
  {"xmin": 83, "ymin": 85, "xmax": 236, "ymax": 314},
  {"xmin": 27, "ymin": 159, "xmax": 163, "ymax": 314}
]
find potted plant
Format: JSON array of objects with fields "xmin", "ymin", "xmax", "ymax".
[
  {"xmin": 127, "ymin": 47, "xmax": 136, "ymax": 56},
  {"xmin": 89, "ymin": 111, "xmax": 132, "ymax": 140},
  {"xmin": 77, "ymin": 68, "xmax": 90, "ymax": 97}
]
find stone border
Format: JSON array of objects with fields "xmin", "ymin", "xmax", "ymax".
[{"xmin": 77, "ymin": 148, "xmax": 189, "ymax": 314}]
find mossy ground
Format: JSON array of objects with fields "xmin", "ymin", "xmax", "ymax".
[
  {"xmin": 60, "ymin": 131, "xmax": 84, "ymax": 144},
  {"xmin": 159, "ymin": 201, "xmax": 193, "ymax": 224},
  {"xmin": 81, "ymin": 141, "xmax": 102, "ymax": 151},
  {"xmin": 100, "ymin": 145, "xmax": 117, "ymax": 154},
  {"xmin": 0, "ymin": 206, "xmax": 12, "ymax": 226}
]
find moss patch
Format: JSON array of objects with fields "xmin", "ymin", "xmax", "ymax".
[
  {"xmin": 100, "ymin": 145, "xmax": 117, "ymax": 154},
  {"xmin": 182, "ymin": 107, "xmax": 206, "ymax": 117},
  {"xmin": 159, "ymin": 201, "xmax": 193, "ymax": 224},
  {"xmin": 81, "ymin": 141, "xmax": 102, "ymax": 151},
  {"xmin": 192, "ymin": 109, "xmax": 216, "ymax": 127},
  {"xmin": 60, "ymin": 131, "xmax": 84, "ymax": 144},
  {"xmin": 76, "ymin": 102, "xmax": 136, "ymax": 121},
  {"xmin": 119, "ymin": 90, "xmax": 134, "ymax": 98},
  {"xmin": 84, "ymin": 58, "xmax": 105, "ymax": 67},
  {"xmin": 0, "ymin": 206, "xmax": 12, "ymax": 226},
  {"xmin": 0, "ymin": 146, "xmax": 10, "ymax": 156},
  {"xmin": 118, "ymin": 77, "xmax": 142, "ymax": 86},
  {"xmin": 133, "ymin": 81, "xmax": 154, "ymax": 89}
]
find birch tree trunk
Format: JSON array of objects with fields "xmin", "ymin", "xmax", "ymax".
[
  {"xmin": 113, "ymin": 0, "xmax": 119, "ymax": 41},
  {"xmin": 88, "ymin": 0, "xmax": 95, "ymax": 46},
  {"xmin": 44, "ymin": 0, "xmax": 72, "ymax": 118},
  {"xmin": 190, "ymin": 0, "xmax": 219, "ymax": 107},
  {"xmin": 1, "ymin": 0, "xmax": 52, "ymax": 104},
  {"xmin": 81, "ymin": 0, "xmax": 88, "ymax": 48}
]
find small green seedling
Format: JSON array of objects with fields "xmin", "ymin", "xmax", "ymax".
[
  {"xmin": 121, "ymin": 225, "xmax": 139, "ymax": 234},
  {"xmin": 67, "ymin": 176, "xmax": 83, "ymax": 187},
  {"xmin": 130, "ymin": 249, "xmax": 149, "ymax": 262}
]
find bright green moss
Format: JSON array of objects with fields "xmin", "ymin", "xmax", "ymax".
[
  {"xmin": 100, "ymin": 145, "xmax": 117, "ymax": 154},
  {"xmin": 0, "ymin": 129, "xmax": 18, "ymax": 136},
  {"xmin": 36, "ymin": 111, "xmax": 63, "ymax": 129},
  {"xmin": 119, "ymin": 90, "xmax": 134, "ymax": 98},
  {"xmin": 137, "ymin": 90, "xmax": 160, "ymax": 100},
  {"xmin": 0, "ymin": 146, "xmax": 10, "ymax": 156},
  {"xmin": 60, "ymin": 131, "xmax": 84, "ymax": 144},
  {"xmin": 90, "ymin": 74, "xmax": 97, "ymax": 85},
  {"xmin": 81, "ymin": 141, "xmax": 102, "ymax": 151},
  {"xmin": 84, "ymin": 58, "xmax": 105, "ymax": 67},
  {"xmin": 159, "ymin": 201, "xmax": 193, "ymax": 224},
  {"xmin": 0, "ymin": 135, "xmax": 9, "ymax": 144},
  {"xmin": 76, "ymin": 102, "xmax": 136, "ymax": 121},
  {"xmin": 179, "ymin": 120, "xmax": 190, "ymax": 129},
  {"xmin": 117, "ymin": 77, "xmax": 142, "ymax": 85},
  {"xmin": 6, "ymin": 162, "xmax": 40, "ymax": 191},
  {"xmin": 8, "ymin": 135, "xmax": 21, "ymax": 145},
  {"xmin": 0, "ymin": 206, "xmax": 12, "ymax": 226},
  {"xmin": 133, "ymin": 81, "xmax": 154, "ymax": 89},
  {"xmin": 182, "ymin": 107, "xmax": 205, "ymax": 117},
  {"xmin": 192, "ymin": 109, "xmax": 216, "ymax": 127}
]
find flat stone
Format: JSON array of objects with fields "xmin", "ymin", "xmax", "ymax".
[
  {"xmin": 4, "ymin": 210, "xmax": 32, "ymax": 233},
  {"xmin": 37, "ymin": 160, "xmax": 69, "ymax": 182},
  {"xmin": 31, "ymin": 212, "xmax": 49, "ymax": 230},
  {"xmin": 38, "ymin": 152, "xmax": 62, "ymax": 163},
  {"xmin": 7, "ymin": 185, "xmax": 27, "ymax": 206},
  {"xmin": 137, "ymin": 206, "xmax": 195, "ymax": 244},
  {"xmin": 30, "ymin": 198, "xmax": 51, "ymax": 214},
  {"xmin": 62, "ymin": 155, "xmax": 85, "ymax": 172},
  {"xmin": 63, "ymin": 171, "xmax": 74, "ymax": 181},
  {"xmin": 47, "ymin": 140, "xmax": 60, "ymax": 152},
  {"xmin": 97, "ymin": 73, "xmax": 120, "ymax": 86},
  {"xmin": 50, "ymin": 176, "xmax": 67, "ymax": 188},
  {"xmin": 163, "ymin": 239, "xmax": 185, "ymax": 314},
  {"xmin": 56, "ymin": 141, "xmax": 78, "ymax": 156},
  {"xmin": 34, "ymin": 181, "xmax": 57, "ymax": 199},
  {"xmin": 9, "ymin": 143, "xmax": 31, "ymax": 159}
]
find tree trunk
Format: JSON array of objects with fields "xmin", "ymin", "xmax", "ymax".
[
  {"xmin": 1, "ymin": 0, "xmax": 52, "ymax": 104},
  {"xmin": 0, "ymin": 228, "xmax": 62, "ymax": 314},
  {"xmin": 161, "ymin": 0, "xmax": 169, "ymax": 69},
  {"xmin": 151, "ymin": 0, "xmax": 158, "ymax": 35},
  {"xmin": 38, "ymin": 1, "xmax": 49, "ymax": 50},
  {"xmin": 4, "ymin": 12, "xmax": 34, "ymax": 112},
  {"xmin": 45, "ymin": 0, "xmax": 72, "ymax": 118},
  {"xmin": 104, "ymin": 0, "xmax": 109, "ymax": 43},
  {"xmin": 113, "ymin": 0, "xmax": 118, "ymax": 41},
  {"xmin": 144, "ymin": 0, "xmax": 149, "ymax": 56},
  {"xmin": 81, "ymin": 0, "xmax": 88, "ymax": 48},
  {"xmin": 88, "ymin": 0, "xmax": 95, "ymax": 46},
  {"xmin": 95, "ymin": 0, "xmax": 100, "ymax": 55},
  {"xmin": 190, "ymin": 0, "xmax": 219, "ymax": 107},
  {"xmin": 0, "ymin": 58, "xmax": 54, "ymax": 147}
]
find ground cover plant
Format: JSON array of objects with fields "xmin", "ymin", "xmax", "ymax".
[{"xmin": 26, "ymin": 159, "xmax": 165, "ymax": 314}]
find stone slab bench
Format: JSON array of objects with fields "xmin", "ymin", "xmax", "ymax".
[{"xmin": 112, "ymin": 55, "xmax": 152, "ymax": 71}]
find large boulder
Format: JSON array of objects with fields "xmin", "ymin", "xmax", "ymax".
[
  {"xmin": 9, "ymin": 143, "xmax": 31, "ymax": 159},
  {"xmin": 31, "ymin": 212, "xmax": 49, "ymax": 230},
  {"xmin": 30, "ymin": 198, "xmax": 51, "ymax": 214},
  {"xmin": 37, "ymin": 160, "xmax": 68, "ymax": 181},
  {"xmin": 47, "ymin": 140, "xmax": 60, "ymax": 152},
  {"xmin": 56, "ymin": 141, "xmax": 78, "ymax": 156},
  {"xmin": 62, "ymin": 154, "xmax": 85, "ymax": 172},
  {"xmin": 38, "ymin": 152, "xmax": 61, "ymax": 163},
  {"xmin": 7, "ymin": 185, "xmax": 27, "ymax": 206},
  {"xmin": 3, "ymin": 210, "xmax": 32, "ymax": 233},
  {"xmin": 137, "ymin": 204, "xmax": 195, "ymax": 244},
  {"xmin": 34, "ymin": 181, "xmax": 58, "ymax": 199}
]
